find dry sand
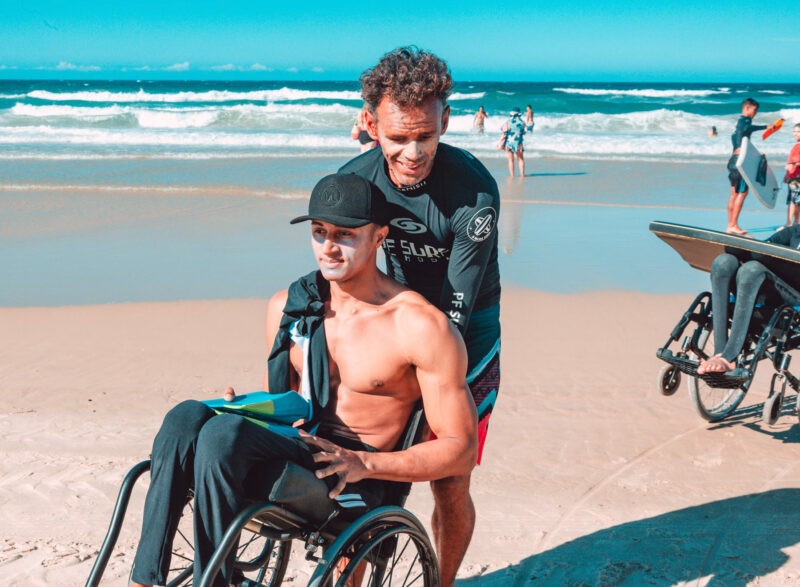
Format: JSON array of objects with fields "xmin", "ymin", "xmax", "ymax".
[{"xmin": 3, "ymin": 288, "xmax": 800, "ymax": 586}]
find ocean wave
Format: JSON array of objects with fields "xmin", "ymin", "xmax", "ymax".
[
  {"xmin": 553, "ymin": 88, "xmax": 727, "ymax": 98},
  {"xmin": 762, "ymin": 90, "xmax": 787, "ymax": 95},
  {"xmin": 26, "ymin": 87, "xmax": 363, "ymax": 103},
  {"xmin": 0, "ymin": 125, "xmax": 357, "ymax": 149},
  {"xmin": 447, "ymin": 109, "xmax": 733, "ymax": 134},
  {"xmin": 4, "ymin": 102, "xmax": 361, "ymax": 130},
  {"xmin": 450, "ymin": 92, "xmax": 486, "ymax": 100}
]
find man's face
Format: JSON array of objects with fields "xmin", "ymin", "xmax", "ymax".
[
  {"xmin": 743, "ymin": 104, "xmax": 758, "ymax": 118},
  {"xmin": 793, "ymin": 126, "xmax": 800, "ymax": 142},
  {"xmin": 310, "ymin": 220, "xmax": 386, "ymax": 282},
  {"xmin": 366, "ymin": 96, "xmax": 449, "ymax": 187}
]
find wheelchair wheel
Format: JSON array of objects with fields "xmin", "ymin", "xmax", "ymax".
[
  {"xmin": 688, "ymin": 376, "xmax": 746, "ymax": 422},
  {"xmin": 657, "ymin": 364, "xmax": 681, "ymax": 396},
  {"xmin": 762, "ymin": 373, "xmax": 787, "ymax": 427},
  {"xmin": 687, "ymin": 326, "xmax": 746, "ymax": 422},
  {"xmin": 129, "ymin": 499, "xmax": 291, "ymax": 587},
  {"xmin": 310, "ymin": 507, "xmax": 439, "ymax": 587}
]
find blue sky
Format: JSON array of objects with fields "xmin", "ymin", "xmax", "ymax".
[{"xmin": 1, "ymin": 1, "xmax": 797, "ymax": 81}]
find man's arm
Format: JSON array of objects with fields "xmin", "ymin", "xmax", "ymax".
[
  {"xmin": 305, "ymin": 306, "xmax": 478, "ymax": 496},
  {"xmin": 262, "ymin": 289, "xmax": 293, "ymax": 391},
  {"xmin": 441, "ymin": 189, "xmax": 500, "ymax": 333}
]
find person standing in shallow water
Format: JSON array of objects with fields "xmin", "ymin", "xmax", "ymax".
[
  {"xmin": 502, "ymin": 107, "xmax": 526, "ymax": 177},
  {"xmin": 339, "ymin": 46, "xmax": 501, "ymax": 587},
  {"xmin": 473, "ymin": 105, "xmax": 489, "ymax": 133}
]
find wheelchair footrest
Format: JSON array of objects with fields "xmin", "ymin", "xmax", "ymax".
[{"xmin": 657, "ymin": 349, "xmax": 750, "ymax": 388}]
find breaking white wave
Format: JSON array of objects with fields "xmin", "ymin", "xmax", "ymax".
[
  {"xmin": 27, "ymin": 87, "xmax": 363, "ymax": 103},
  {"xmin": 553, "ymin": 88, "xmax": 728, "ymax": 98},
  {"xmin": 450, "ymin": 92, "xmax": 486, "ymax": 100}
]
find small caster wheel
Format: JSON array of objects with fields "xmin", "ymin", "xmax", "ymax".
[
  {"xmin": 762, "ymin": 373, "xmax": 787, "ymax": 427},
  {"xmin": 657, "ymin": 364, "xmax": 681, "ymax": 396}
]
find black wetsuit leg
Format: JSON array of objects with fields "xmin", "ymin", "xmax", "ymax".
[
  {"xmin": 710, "ymin": 253, "xmax": 739, "ymax": 354},
  {"xmin": 720, "ymin": 261, "xmax": 769, "ymax": 362}
]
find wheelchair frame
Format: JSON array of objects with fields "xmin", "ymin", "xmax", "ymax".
[
  {"xmin": 85, "ymin": 407, "xmax": 440, "ymax": 587},
  {"xmin": 655, "ymin": 291, "xmax": 800, "ymax": 424}
]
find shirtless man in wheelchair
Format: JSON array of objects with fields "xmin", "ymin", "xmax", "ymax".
[{"xmin": 129, "ymin": 173, "xmax": 478, "ymax": 587}]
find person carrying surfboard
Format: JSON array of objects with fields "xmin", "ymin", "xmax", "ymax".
[
  {"xmin": 784, "ymin": 123, "xmax": 800, "ymax": 227},
  {"xmin": 725, "ymin": 98, "xmax": 777, "ymax": 235}
]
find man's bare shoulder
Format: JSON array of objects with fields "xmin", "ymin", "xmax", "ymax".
[
  {"xmin": 389, "ymin": 291, "xmax": 462, "ymax": 355},
  {"xmin": 267, "ymin": 289, "xmax": 289, "ymax": 322}
]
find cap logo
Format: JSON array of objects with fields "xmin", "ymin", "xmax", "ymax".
[{"xmin": 321, "ymin": 184, "xmax": 343, "ymax": 206}]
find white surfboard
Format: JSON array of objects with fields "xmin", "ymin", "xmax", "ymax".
[{"xmin": 736, "ymin": 136, "xmax": 778, "ymax": 208}]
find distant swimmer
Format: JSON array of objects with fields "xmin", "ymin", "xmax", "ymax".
[
  {"xmin": 708, "ymin": 126, "xmax": 717, "ymax": 137},
  {"xmin": 784, "ymin": 123, "xmax": 800, "ymax": 227},
  {"xmin": 725, "ymin": 98, "xmax": 776, "ymax": 235},
  {"xmin": 351, "ymin": 105, "xmax": 378, "ymax": 153},
  {"xmin": 474, "ymin": 105, "xmax": 489, "ymax": 133},
  {"xmin": 501, "ymin": 107, "xmax": 526, "ymax": 177},
  {"xmin": 525, "ymin": 104, "xmax": 534, "ymax": 132}
]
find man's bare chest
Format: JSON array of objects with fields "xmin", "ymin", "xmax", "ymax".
[{"xmin": 288, "ymin": 313, "xmax": 413, "ymax": 394}]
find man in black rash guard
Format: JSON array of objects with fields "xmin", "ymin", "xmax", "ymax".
[
  {"xmin": 339, "ymin": 47, "xmax": 501, "ymax": 586},
  {"xmin": 726, "ymin": 98, "xmax": 776, "ymax": 235}
]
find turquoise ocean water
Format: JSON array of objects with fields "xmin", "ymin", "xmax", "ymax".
[
  {"xmin": 1, "ymin": 80, "xmax": 798, "ymax": 162},
  {"xmin": 2, "ymin": 80, "xmax": 799, "ymax": 305}
]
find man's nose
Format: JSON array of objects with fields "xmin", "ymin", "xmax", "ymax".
[
  {"xmin": 403, "ymin": 141, "xmax": 423, "ymax": 160},
  {"xmin": 322, "ymin": 238, "xmax": 339, "ymax": 254}
]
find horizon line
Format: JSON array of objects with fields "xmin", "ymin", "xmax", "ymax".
[{"xmin": 0, "ymin": 77, "xmax": 798, "ymax": 84}]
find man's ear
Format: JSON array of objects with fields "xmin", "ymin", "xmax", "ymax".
[
  {"xmin": 365, "ymin": 108, "xmax": 379, "ymax": 141},
  {"xmin": 440, "ymin": 104, "xmax": 450, "ymax": 136},
  {"xmin": 375, "ymin": 225, "xmax": 389, "ymax": 247}
]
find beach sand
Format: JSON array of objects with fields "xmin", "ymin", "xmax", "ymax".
[
  {"xmin": 3, "ymin": 153, "xmax": 800, "ymax": 585},
  {"xmin": 3, "ymin": 290, "xmax": 800, "ymax": 586}
]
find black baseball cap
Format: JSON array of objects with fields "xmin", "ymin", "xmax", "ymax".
[{"xmin": 290, "ymin": 173, "xmax": 388, "ymax": 228}]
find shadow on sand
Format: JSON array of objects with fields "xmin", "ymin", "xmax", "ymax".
[{"xmin": 459, "ymin": 488, "xmax": 800, "ymax": 585}]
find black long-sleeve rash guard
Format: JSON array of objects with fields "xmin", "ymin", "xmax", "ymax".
[
  {"xmin": 731, "ymin": 115, "xmax": 767, "ymax": 152},
  {"xmin": 339, "ymin": 143, "xmax": 501, "ymax": 334}
]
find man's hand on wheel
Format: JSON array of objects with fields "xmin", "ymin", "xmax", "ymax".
[{"xmin": 298, "ymin": 431, "xmax": 369, "ymax": 498}]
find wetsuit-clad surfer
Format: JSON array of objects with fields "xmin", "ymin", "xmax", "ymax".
[
  {"xmin": 725, "ymin": 98, "xmax": 775, "ymax": 235},
  {"xmin": 340, "ymin": 46, "xmax": 500, "ymax": 586}
]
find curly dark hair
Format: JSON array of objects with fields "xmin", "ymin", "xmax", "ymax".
[{"xmin": 360, "ymin": 46, "xmax": 453, "ymax": 112}]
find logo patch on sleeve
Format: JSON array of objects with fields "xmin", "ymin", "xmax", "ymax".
[{"xmin": 467, "ymin": 207, "xmax": 497, "ymax": 242}]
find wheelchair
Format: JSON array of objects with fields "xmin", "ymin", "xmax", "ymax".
[
  {"xmin": 85, "ymin": 406, "xmax": 440, "ymax": 587},
  {"xmin": 655, "ymin": 291, "xmax": 800, "ymax": 425}
]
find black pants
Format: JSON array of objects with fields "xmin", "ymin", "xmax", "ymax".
[
  {"xmin": 131, "ymin": 400, "xmax": 320, "ymax": 587},
  {"xmin": 710, "ymin": 254, "xmax": 800, "ymax": 361}
]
